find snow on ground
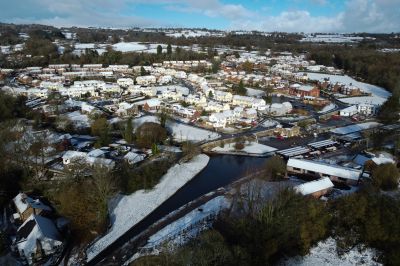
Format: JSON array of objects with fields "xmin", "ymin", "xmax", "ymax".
[
  {"xmin": 318, "ymin": 103, "xmax": 337, "ymax": 113},
  {"xmin": 300, "ymin": 34, "xmax": 364, "ymax": 43},
  {"xmin": 65, "ymin": 111, "xmax": 91, "ymax": 128},
  {"xmin": 86, "ymin": 154, "xmax": 210, "ymax": 261},
  {"xmin": 132, "ymin": 115, "xmax": 159, "ymax": 130},
  {"xmin": 74, "ymin": 43, "xmax": 96, "ymax": 49},
  {"xmin": 167, "ymin": 122, "xmax": 220, "ymax": 143},
  {"xmin": 338, "ymin": 96, "xmax": 387, "ymax": 106},
  {"xmin": 147, "ymin": 196, "xmax": 229, "ymax": 246},
  {"xmin": 132, "ymin": 115, "xmax": 220, "ymax": 143},
  {"xmin": 246, "ymin": 87, "xmax": 265, "ymax": 97},
  {"xmin": 280, "ymin": 237, "xmax": 381, "ymax": 266},
  {"xmin": 124, "ymin": 196, "xmax": 230, "ymax": 265},
  {"xmin": 279, "ymin": 115, "xmax": 309, "ymax": 121},
  {"xmin": 302, "ymin": 72, "xmax": 391, "ymax": 99},
  {"xmin": 261, "ymin": 119, "xmax": 279, "ymax": 128},
  {"xmin": 212, "ymin": 142, "xmax": 277, "ymax": 154},
  {"xmin": 112, "ymin": 42, "xmax": 148, "ymax": 52}
]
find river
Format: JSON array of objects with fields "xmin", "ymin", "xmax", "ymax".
[{"xmin": 88, "ymin": 154, "xmax": 268, "ymax": 265}]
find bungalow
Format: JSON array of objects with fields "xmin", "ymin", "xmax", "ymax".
[
  {"xmin": 13, "ymin": 193, "xmax": 52, "ymax": 222},
  {"xmin": 15, "ymin": 215, "xmax": 63, "ymax": 265},
  {"xmin": 294, "ymin": 177, "xmax": 334, "ymax": 198},
  {"xmin": 287, "ymin": 158, "xmax": 361, "ymax": 185}
]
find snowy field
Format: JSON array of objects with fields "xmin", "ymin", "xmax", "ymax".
[
  {"xmin": 124, "ymin": 196, "xmax": 230, "ymax": 265},
  {"xmin": 132, "ymin": 115, "xmax": 159, "ymax": 130},
  {"xmin": 212, "ymin": 142, "xmax": 277, "ymax": 154},
  {"xmin": 338, "ymin": 96, "xmax": 387, "ymax": 106},
  {"xmin": 165, "ymin": 30, "xmax": 225, "ymax": 38},
  {"xmin": 301, "ymin": 72, "xmax": 391, "ymax": 99},
  {"xmin": 132, "ymin": 116, "xmax": 221, "ymax": 143},
  {"xmin": 281, "ymin": 237, "xmax": 381, "ymax": 266},
  {"xmin": 86, "ymin": 154, "xmax": 210, "ymax": 261},
  {"xmin": 167, "ymin": 122, "xmax": 220, "ymax": 143},
  {"xmin": 300, "ymin": 34, "xmax": 364, "ymax": 43},
  {"xmin": 112, "ymin": 42, "xmax": 148, "ymax": 52}
]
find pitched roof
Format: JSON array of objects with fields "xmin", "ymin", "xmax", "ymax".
[
  {"xmin": 295, "ymin": 177, "xmax": 334, "ymax": 195},
  {"xmin": 288, "ymin": 158, "xmax": 361, "ymax": 181}
]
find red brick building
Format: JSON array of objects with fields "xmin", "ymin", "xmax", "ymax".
[{"xmin": 289, "ymin": 84, "xmax": 320, "ymax": 98}]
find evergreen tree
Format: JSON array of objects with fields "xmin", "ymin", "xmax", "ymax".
[
  {"xmin": 157, "ymin": 45, "xmax": 162, "ymax": 56},
  {"xmin": 167, "ymin": 44, "xmax": 172, "ymax": 55},
  {"xmin": 151, "ymin": 143, "xmax": 159, "ymax": 155},
  {"xmin": 124, "ymin": 117, "xmax": 134, "ymax": 144},
  {"xmin": 140, "ymin": 66, "xmax": 147, "ymax": 76}
]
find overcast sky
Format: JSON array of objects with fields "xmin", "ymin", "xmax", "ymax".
[{"xmin": 1, "ymin": 0, "xmax": 399, "ymax": 33}]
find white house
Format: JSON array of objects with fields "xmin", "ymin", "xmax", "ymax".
[
  {"xmin": 213, "ymin": 90, "xmax": 233, "ymax": 102},
  {"xmin": 185, "ymin": 94, "xmax": 207, "ymax": 107},
  {"xmin": 117, "ymin": 78, "xmax": 134, "ymax": 87},
  {"xmin": 340, "ymin": 105, "xmax": 358, "ymax": 117},
  {"xmin": 209, "ymin": 112, "xmax": 228, "ymax": 128},
  {"xmin": 157, "ymin": 75, "xmax": 173, "ymax": 85},
  {"xmin": 136, "ymin": 75, "xmax": 157, "ymax": 86},
  {"xmin": 205, "ymin": 101, "xmax": 231, "ymax": 112},
  {"xmin": 232, "ymin": 95, "xmax": 266, "ymax": 109},
  {"xmin": 358, "ymin": 103, "xmax": 378, "ymax": 116}
]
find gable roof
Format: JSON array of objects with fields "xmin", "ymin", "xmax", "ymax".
[
  {"xmin": 16, "ymin": 215, "xmax": 63, "ymax": 264},
  {"xmin": 288, "ymin": 158, "xmax": 361, "ymax": 181},
  {"xmin": 295, "ymin": 177, "xmax": 334, "ymax": 196},
  {"xmin": 13, "ymin": 193, "xmax": 52, "ymax": 214}
]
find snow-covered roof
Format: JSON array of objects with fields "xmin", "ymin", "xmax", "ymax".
[
  {"xmin": 277, "ymin": 146, "xmax": 310, "ymax": 157},
  {"xmin": 13, "ymin": 193, "xmax": 52, "ymax": 214},
  {"xmin": 288, "ymin": 158, "xmax": 361, "ymax": 181},
  {"xmin": 62, "ymin": 150, "xmax": 87, "ymax": 160},
  {"xmin": 124, "ymin": 152, "xmax": 145, "ymax": 164},
  {"xmin": 330, "ymin": 122, "xmax": 381, "ymax": 135},
  {"xmin": 295, "ymin": 177, "xmax": 334, "ymax": 195},
  {"xmin": 371, "ymin": 154, "xmax": 395, "ymax": 165},
  {"xmin": 17, "ymin": 215, "xmax": 63, "ymax": 264},
  {"xmin": 308, "ymin": 139, "xmax": 338, "ymax": 149},
  {"xmin": 87, "ymin": 149, "xmax": 107, "ymax": 158}
]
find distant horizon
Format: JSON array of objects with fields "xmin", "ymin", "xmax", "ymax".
[
  {"xmin": 1, "ymin": 0, "xmax": 399, "ymax": 33},
  {"xmin": 2, "ymin": 21, "xmax": 400, "ymax": 35}
]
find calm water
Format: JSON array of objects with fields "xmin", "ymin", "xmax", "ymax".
[{"xmin": 89, "ymin": 155, "xmax": 268, "ymax": 264}]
